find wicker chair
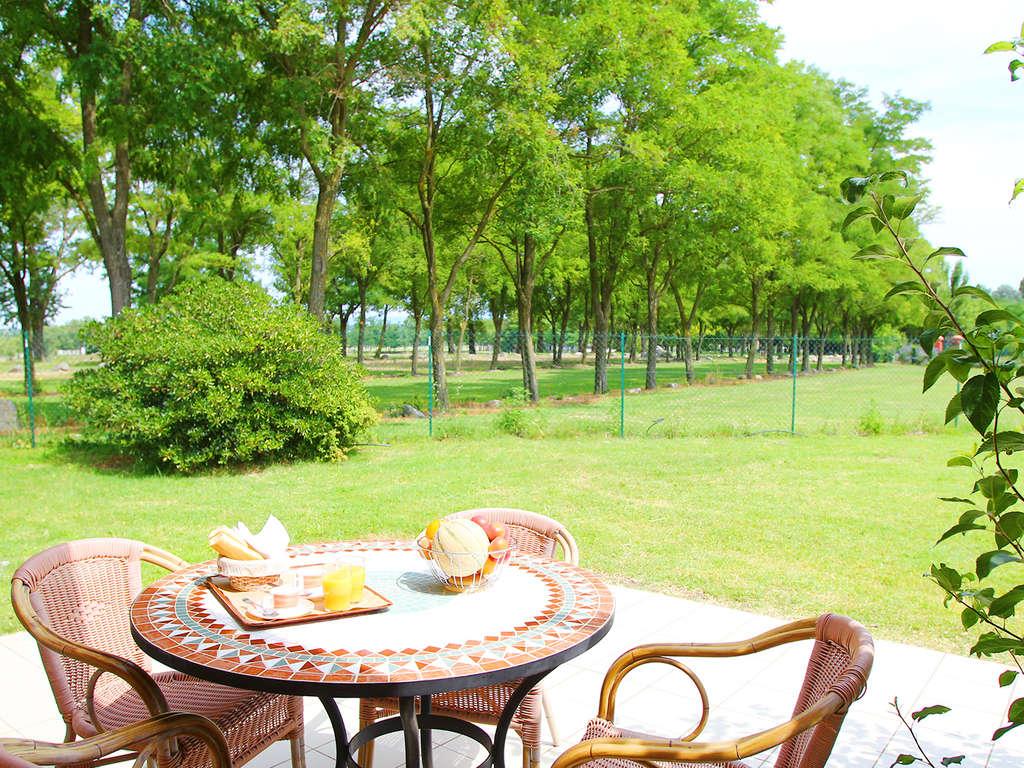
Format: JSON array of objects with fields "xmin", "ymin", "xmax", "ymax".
[
  {"xmin": 359, "ymin": 507, "xmax": 580, "ymax": 768},
  {"xmin": 11, "ymin": 539, "xmax": 305, "ymax": 768},
  {"xmin": 550, "ymin": 614, "xmax": 874, "ymax": 768},
  {"xmin": 2, "ymin": 712, "xmax": 230, "ymax": 768}
]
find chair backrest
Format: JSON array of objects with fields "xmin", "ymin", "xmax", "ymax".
[
  {"xmin": 774, "ymin": 614, "xmax": 874, "ymax": 768},
  {"xmin": 11, "ymin": 539, "xmax": 154, "ymax": 724},
  {"xmin": 448, "ymin": 507, "xmax": 579, "ymax": 564}
]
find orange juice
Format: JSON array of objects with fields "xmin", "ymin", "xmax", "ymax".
[
  {"xmin": 347, "ymin": 561, "xmax": 365, "ymax": 604},
  {"xmin": 323, "ymin": 568, "xmax": 351, "ymax": 612}
]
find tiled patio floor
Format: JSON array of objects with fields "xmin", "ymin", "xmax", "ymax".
[{"xmin": 3, "ymin": 585, "xmax": 1022, "ymax": 767}]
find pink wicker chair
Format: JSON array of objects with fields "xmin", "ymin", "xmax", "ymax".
[
  {"xmin": 2, "ymin": 712, "xmax": 230, "ymax": 768},
  {"xmin": 359, "ymin": 507, "xmax": 580, "ymax": 768},
  {"xmin": 11, "ymin": 539, "xmax": 305, "ymax": 768},
  {"xmin": 551, "ymin": 614, "xmax": 874, "ymax": 768}
]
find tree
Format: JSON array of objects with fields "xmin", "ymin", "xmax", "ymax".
[{"xmin": 243, "ymin": 0, "xmax": 396, "ymax": 321}]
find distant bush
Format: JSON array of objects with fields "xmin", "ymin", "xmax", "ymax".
[{"xmin": 64, "ymin": 280, "xmax": 377, "ymax": 472}]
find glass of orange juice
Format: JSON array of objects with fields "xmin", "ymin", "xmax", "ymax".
[
  {"xmin": 342, "ymin": 556, "xmax": 365, "ymax": 605},
  {"xmin": 322, "ymin": 562, "xmax": 351, "ymax": 612}
]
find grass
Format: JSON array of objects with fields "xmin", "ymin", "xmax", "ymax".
[
  {"xmin": 0, "ymin": 421, "xmax": 996, "ymax": 655},
  {"xmin": 0, "ymin": 357, "xmax": 996, "ymax": 657}
]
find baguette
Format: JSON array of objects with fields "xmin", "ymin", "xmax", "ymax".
[{"xmin": 209, "ymin": 527, "xmax": 263, "ymax": 561}]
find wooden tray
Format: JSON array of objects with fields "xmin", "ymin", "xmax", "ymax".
[{"xmin": 204, "ymin": 575, "xmax": 391, "ymax": 629}]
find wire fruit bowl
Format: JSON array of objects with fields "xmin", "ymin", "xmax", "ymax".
[{"xmin": 417, "ymin": 538, "xmax": 514, "ymax": 592}]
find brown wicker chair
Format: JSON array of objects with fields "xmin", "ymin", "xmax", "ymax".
[
  {"xmin": 11, "ymin": 539, "xmax": 305, "ymax": 768},
  {"xmin": 2, "ymin": 712, "xmax": 230, "ymax": 768},
  {"xmin": 359, "ymin": 507, "xmax": 580, "ymax": 768},
  {"xmin": 551, "ymin": 614, "xmax": 874, "ymax": 768}
]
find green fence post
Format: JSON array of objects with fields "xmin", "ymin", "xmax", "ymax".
[
  {"xmin": 620, "ymin": 332, "xmax": 625, "ymax": 438},
  {"xmin": 427, "ymin": 330, "xmax": 433, "ymax": 438},
  {"xmin": 22, "ymin": 330, "xmax": 36, "ymax": 448},
  {"xmin": 791, "ymin": 334, "xmax": 797, "ymax": 434}
]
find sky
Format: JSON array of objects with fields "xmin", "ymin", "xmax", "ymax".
[{"xmin": 54, "ymin": 1, "xmax": 1024, "ymax": 323}]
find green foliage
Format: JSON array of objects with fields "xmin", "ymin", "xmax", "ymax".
[
  {"xmin": 858, "ymin": 400, "xmax": 884, "ymax": 435},
  {"xmin": 63, "ymin": 280, "xmax": 377, "ymax": 472},
  {"xmin": 842, "ymin": 171, "xmax": 1024, "ymax": 751},
  {"xmin": 495, "ymin": 406, "xmax": 541, "ymax": 438}
]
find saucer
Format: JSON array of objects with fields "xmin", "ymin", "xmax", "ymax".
[{"xmin": 245, "ymin": 597, "xmax": 314, "ymax": 621}]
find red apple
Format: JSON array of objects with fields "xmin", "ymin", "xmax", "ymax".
[
  {"xmin": 470, "ymin": 515, "xmax": 490, "ymax": 533},
  {"xmin": 488, "ymin": 536, "xmax": 510, "ymax": 562},
  {"xmin": 483, "ymin": 521, "xmax": 507, "ymax": 542}
]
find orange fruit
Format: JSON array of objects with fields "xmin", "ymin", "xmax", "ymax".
[{"xmin": 425, "ymin": 519, "xmax": 442, "ymax": 540}]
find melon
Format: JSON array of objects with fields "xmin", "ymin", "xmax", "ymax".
[{"xmin": 432, "ymin": 519, "xmax": 490, "ymax": 577}]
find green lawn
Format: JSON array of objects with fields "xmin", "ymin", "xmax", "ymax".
[
  {"xmin": 0, "ymin": 360, "xmax": 994, "ymax": 655},
  {"xmin": 0, "ymin": 421, "xmax": 993, "ymax": 655}
]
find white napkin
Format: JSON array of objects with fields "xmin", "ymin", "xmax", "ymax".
[{"xmin": 233, "ymin": 515, "xmax": 290, "ymax": 559}]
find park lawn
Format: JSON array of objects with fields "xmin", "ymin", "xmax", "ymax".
[{"xmin": 0, "ymin": 427, "xmax": 994, "ymax": 655}]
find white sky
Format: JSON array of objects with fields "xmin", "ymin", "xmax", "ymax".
[
  {"xmin": 54, "ymin": 1, "xmax": 1024, "ymax": 322},
  {"xmin": 760, "ymin": 0, "xmax": 1024, "ymax": 293}
]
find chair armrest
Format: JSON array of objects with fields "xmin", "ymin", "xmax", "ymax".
[
  {"xmin": 553, "ymin": 693, "xmax": 844, "ymax": 768},
  {"xmin": 596, "ymin": 656, "xmax": 709, "ymax": 741},
  {"xmin": 141, "ymin": 545, "xmax": 187, "ymax": 572},
  {"xmin": 2, "ymin": 712, "xmax": 230, "ymax": 768},
  {"xmin": 11, "ymin": 578, "xmax": 169, "ymax": 721}
]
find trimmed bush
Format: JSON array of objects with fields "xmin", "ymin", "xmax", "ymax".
[{"xmin": 65, "ymin": 280, "xmax": 377, "ymax": 471}]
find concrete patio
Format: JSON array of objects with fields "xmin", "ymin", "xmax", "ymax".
[{"xmin": 2, "ymin": 585, "xmax": 1022, "ymax": 768}]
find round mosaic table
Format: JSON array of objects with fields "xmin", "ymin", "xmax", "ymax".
[{"xmin": 130, "ymin": 540, "xmax": 615, "ymax": 768}]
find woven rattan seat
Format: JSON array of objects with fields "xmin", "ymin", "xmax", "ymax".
[
  {"xmin": 11, "ymin": 539, "xmax": 305, "ymax": 768},
  {"xmin": 551, "ymin": 614, "xmax": 874, "ymax": 768},
  {"xmin": 359, "ymin": 507, "xmax": 580, "ymax": 768}
]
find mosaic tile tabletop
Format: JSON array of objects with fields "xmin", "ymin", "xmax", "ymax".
[{"xmin": 131, "ymin": 540, "xmax": 615, "ymax": 695}]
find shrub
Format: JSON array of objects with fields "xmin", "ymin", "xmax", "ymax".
[{"xmin": 64, "ymin": 280, "xmax": 377, "ymax": 472}]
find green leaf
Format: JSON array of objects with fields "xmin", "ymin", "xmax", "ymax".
[
  {"xmin": 944, "ymin": 392, "xmax": 962, "ymax": 424},
  {"xmin": 999, "ymin": 670, "xmax": 1019, "ymax": 687},
  {"xmin": 886, "ymin": 281, "xmax": 928, "ymax": 300},
  {"xmin": 985, "ymin": 40, "xmax": 1017, "ymax": 53},
  {"xmin": 853, "ymin": 244, "xmax": 896, "ymax": 261},
  {"xmin": 971, "ymin": 634, "xmax": 1024, "ymax": 656},
  {"xmin": 978, "ymin": 475, "xmax": 1008, "ymax": 499},
  {"xmin": 931, "ymin": 563, "xmax": 963, "ymax": 591},
  {"xmin": 978, "ymin": 431, "xmax": 1024, "ymax": 455},
  {"xmin": 939, "ymin": 496, "xmax": 977, "ymax": 504},
  {"xmin": 879, "ymin": 170, "xmax": 908, "ymax": 185},
  {"xmin": 994, "ymin": 721, "xmax": 1023, "ymax": 740},
  {"xmin": 960, "ymin": 372, "xmax": 1000, "ymax": 433},
  {"xmin": 995, "ymin": 510, "xmax": 1024, "ymax": 544},
  {"xmin": 995, "ymin": 697, "xmax": 1024, "ymax": 738},
  {"xmin": 976, "ymin": 309, "xmax": 1021, "ymax": 326},
  {"xmin": 976, "ymin": 549, "xmax": 1022, "ymax": 578},
  {"xmin": 923, "ymin": 352, "xmax": 950, "ymax": 392},
  {"xmin": 937, "ymin": 521, "xmax": 986, "ymax": 543},
  {"xmin": 946, "ymin": 456, "xmax": 973, "ymax": 468},
  {"xmin": 989, "ymin": 586, "xmax": 1024, "ymax": 618},
  {"xmin": 920, "ymin": 328, "xmax": 942, "ymax": 355},
  {"xmin": 911, "ymin": 704, "xmax": 950, "ymax": 721},
  {"xmin": 893, "ymin": 755, "xmax": 917, "ymax": 766},
  {"xmin": 961, "ymin": 607, "xmax": 979, "ymax": 629},
  {"xmin": 840, "ymin": 176, "xmax": 873, "ymax": 203},
  {"xmin": 940, "ymin": 757, "xmax": 964, "ymax": 766},
  {"xmin": 953, "ymin": 285, "xmax": 997, "ymax": 305},
  {"xmin": 1011, "ymin": 60, "xmax": 1023, "ymax": 82},
  {"xmin": 946, "ymin": 354, "xmax": 974, "ymax": 383},
  {"xmin": 1012, "ymin": 179, "xmax": 1024, "ymax": 202},
  {"xmin": 892, "ymin": 194, "xmax": 923, "ymax": 220},
  {"xmin": 841, "ymin": 206, "xmax": 875, "ymax": 231},
  {"xmin": 926, "ymin": 246, "xmax": 967, "ymax": 263}
]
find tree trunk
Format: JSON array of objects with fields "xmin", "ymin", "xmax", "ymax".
[
  {"xmin": 488, "ymin": 284, "xmax": 507, "ymax": 370},
  {"xmin": 374, "ymin": 305, "xmax": 389, "ymax": 358},
  {"xmin": 411, "ymin": 311, "xmax": 423, "ymax": 376},
  {"xmin": 339, "ymin": 314, "xmax": 349, "ymax": 356},
  {"xmin": 789, "ymin": 304, "xmax": 799, "ymax": 371},
  {"xmin": 517, "ymin": 235, "xmax": 539, "ymax": 402},
  {"xmin": 357, "ymin": 279, "xmax": 367, "ymax": 364},
  {"xmin": 745, "ymin": 279, "xmax": 762, "ymax": 379},
  {"xmin": 765, "ymin": 303, "xmax": 775, "ymax": 375},
  {"xmin": 455, "ymin": 278, "xmax": 473, "ymax": 374}
]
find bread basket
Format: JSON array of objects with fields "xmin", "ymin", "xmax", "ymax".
[{"xmin": 217, "ymin": 556, "xmax": 288, "ymax": 591}]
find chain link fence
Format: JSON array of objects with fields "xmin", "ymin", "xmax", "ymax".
[{"xmin": 350, "ymin": 331, "xmax": 956, "ymax": 438}]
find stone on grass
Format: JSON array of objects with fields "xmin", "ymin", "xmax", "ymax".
[
  {"xmin": 55, "ymin": 362, "xmax": 71, "ymax": 372},
  {"xmin": 402, "ymin": 404, "xmax": 427, "ymax": 418},
  {"xmin": 484, "ymin": 399, "xmax": 501, "ymax": 408},
  {"xmin": 627, "ymin": 387, "xmax": 642, "ymax": 394},
  {"xmin": 0, "ymin": 399, "xmax": 19, "ymax": 432},
  {"xmin": 667, "ymin": 382, "xmax": 679, "ymax": 388}
]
